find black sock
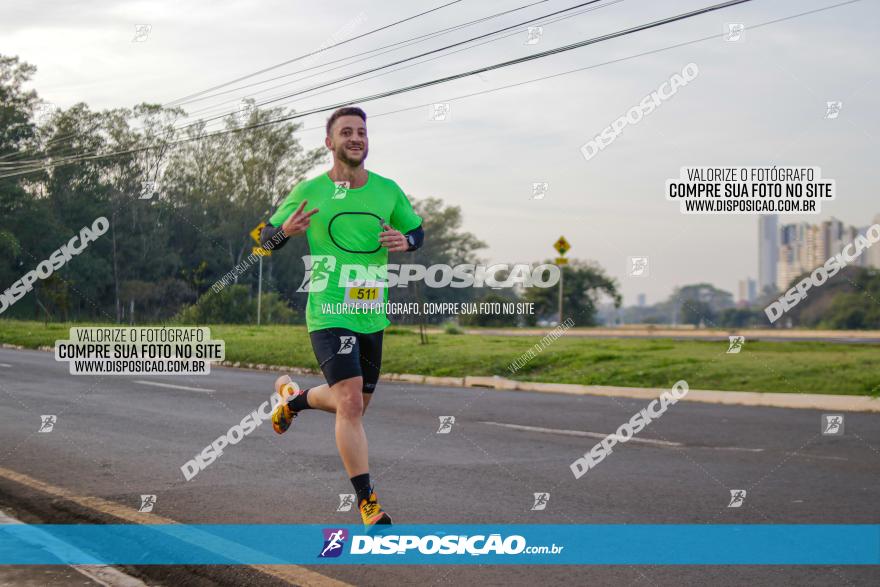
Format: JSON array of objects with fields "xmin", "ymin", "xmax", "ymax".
[
  {"xmin": 350, "ymin": 473, "xmax": 372, "ymax": 503},
  {"xmin": 288, "ymin": 387, "xmax": 311, "ymax": 411}
]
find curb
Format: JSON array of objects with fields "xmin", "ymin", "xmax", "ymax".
[
  {"xmin": 5, "ymin": 344, "xmax": 877, "ymax": 412},
  {"xmin": 394, "ymin": 374, "xmax": 880, "ymax": 413}
]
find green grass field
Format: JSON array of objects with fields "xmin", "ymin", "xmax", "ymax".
[{"xmin": 2, "ymin": 320, "xmax": 878, "ymax": 396}]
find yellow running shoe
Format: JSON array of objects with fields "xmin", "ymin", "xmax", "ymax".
[
  {"xmin": 359, "ymin": 493, "xmax": 392, "ymax": 526},
  {"xmin": 271, "ymin": 377, "xmax": 301, "ymax": 435}
]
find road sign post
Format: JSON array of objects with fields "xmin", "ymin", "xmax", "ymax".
[
  {"xmin": 257, "ymin": 255, "xmax": 263, "ymax": 325},
  {"xmin": 250, "ymin": 222, "xmax": 270, "ymax": 325},
  {"xmin": 553, "ymin": 236, "xmax": 570, "ymax": 325},
  {"xmin": 558, "ymin": 269, "xmax": 564, "ymax": 325}
]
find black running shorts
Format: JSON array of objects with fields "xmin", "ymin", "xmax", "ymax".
[{"xmin": 309, "ymin": 327, "xmax": 384, "ymax": 393}]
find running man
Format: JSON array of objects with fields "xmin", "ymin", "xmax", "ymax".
[{"xmin": 259, "ymin": 106, "xmax": 425, "ymax": 526}]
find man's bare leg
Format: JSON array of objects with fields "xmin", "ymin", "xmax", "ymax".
[
  {"xmin": 275, "ymin": 376, "xmax": 372, "ymax": 415},
  {"xmin": 272, "ymin": 374, "xmax": 389, "ymax": 523},
  {"xmin": 275, "ymin": 376, "xmax": 370, "ymax": 475}
]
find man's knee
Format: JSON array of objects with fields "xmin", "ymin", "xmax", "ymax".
[{"xmin": 334, "ymin": 377, "xmax": 364, "ymax": 419}]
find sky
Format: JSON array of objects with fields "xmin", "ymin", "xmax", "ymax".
[{"xmin": 4, "ymin": 0, "xmax": 878, "ymax": 305}]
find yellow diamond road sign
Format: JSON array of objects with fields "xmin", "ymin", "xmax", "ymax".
[
  {"xmin": 553, "ymin": 236, "xmax": 570, "ymax": 256},
  {"xmin": 250, "ymin": 222, "xmax": 271, "ymax": 256},
  {"xmin": 250, "ymin": 222, "xmax": 266, "ymax": 245}
]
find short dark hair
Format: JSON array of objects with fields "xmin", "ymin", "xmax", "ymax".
[{"xmin": 326, "ymin": 106, "xmax": 366, "ymax": 136}]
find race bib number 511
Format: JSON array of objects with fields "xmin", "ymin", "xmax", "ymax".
[{"xmin": 344, "ymin": 280, "xmax": 385, "ymax": 310}]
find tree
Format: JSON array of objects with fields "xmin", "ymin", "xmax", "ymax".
[
  {"xmin": 523, "ymin": 259, "xmax": 621, "ymax": 326},
  {"xmin": 386, "ymin": 197, "xmax": 487, "ymax": 323},
  {"xmin": 670, "ymin": 283, "xmax": 734, "ymax": 327}
]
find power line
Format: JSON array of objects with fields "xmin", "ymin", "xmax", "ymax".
[
  {"xmin": 167, "ymin": 0, "xmax": 468, "ymax": 105},
  {"xmin": 1, "ymin": 0, "xmax": 472, "ymax": 162},
  {"xmin": 173, "ymin": 0, "xmax": 552, "ymax": 109},
  {"xmin": 24, "ymin": 0, "xmax": 558, "ymax": 163},
  {"xmin": 10, "ymin": 0, "xmax": 855, "ymax": 180},
  {"xmin": 179, "ymin": 0, "xmax": 621, "ymax": 128},
  {"xmin": 21, "ymin": 0, "xmax": 612, "ymax": 165},
  {"xmin": 2, "ymin": 0, "xmax": 756, "ymax": 177},
  {"xmin": 176, "ymin": 0, "xmax": 612, "ymax": 133}
]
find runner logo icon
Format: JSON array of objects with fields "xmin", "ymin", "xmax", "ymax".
[
  {"xmin": 38, "ymin": 415, "xmax": 56, "ymax": 433},
  {"xmin": 531, "ymin": 493, "xmax": 549, "ymax": 511},
  {"xmin": 727, "ymin": 490, "xmax": 746, "ymax": 508},
  {"xmin": 319, "ymin": 528, "xmax": 348, "ymax": 558},
  {"xmin": 821, "ymin": 414, "xmax": 844, "ymax": 435},
  {"xmin": 337, "ymin": 494, "xmax": 355, "ymax": 512},
  {"xmin": 332, "ymin": 181, "xmax": 349, "ymax": 199},
  {"xmin": 726, "ymin": 336, "xmax": 745, "ymax": 353},
  {"xmin": 139, "ymin": 494, "xmax": 157, "ymax": 513},
  {"xmin": 337, "ymin": 336, "xmax": 356, "ymax": 355},
  {"xmin": 437, "ymin": 416, "xmax": 455, "ymax": 434},
  {"xmin": 297, "ymin": 255, "xmax": 336, "ymax": 293}
]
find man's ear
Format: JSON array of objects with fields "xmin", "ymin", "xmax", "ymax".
[{"xmin": 324, "ymin": 135, "xmax": 333, "ymax": 150}]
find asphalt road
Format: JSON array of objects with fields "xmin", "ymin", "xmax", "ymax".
[{"xmin": 0, "ymin": 347, "xmax": 878, "ymax": 586}]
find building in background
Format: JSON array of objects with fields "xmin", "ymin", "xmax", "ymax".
[
  {"xmin": 867, "ymin": 214, "xmax": 880, "ymax": 269},
  {"xmin": 758, "ymin": 215, "xmax": 778, "ymax": 294},
  {"xmin": 737, "ymin": 278, "xmax": 757, "ymax": 305},
  {"xmin": 637, "ymin": 293, "xmax": 646, "ymax": 308},
  {"xmin": 776, "ymin": 216, "xmax": 875, "ymax": 290},
  {"xmin": 777, "ymin": 222, "xmax": 808, "ymax": 291}
]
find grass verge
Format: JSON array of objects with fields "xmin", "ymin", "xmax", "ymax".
[{"xmin": 1, "ymin": 320, "xmax": 878, "ymax": 395}]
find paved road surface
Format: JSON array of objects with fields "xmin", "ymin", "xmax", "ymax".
[{"xmin": 0, "ymin": 348, "xmax": 878, "ymax": 586}]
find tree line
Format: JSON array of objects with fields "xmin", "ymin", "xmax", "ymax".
[{"xmin": 0, "ymin": 54, "xmax": 621, "ymax": 327}]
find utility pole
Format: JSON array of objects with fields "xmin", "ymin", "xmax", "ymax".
[
  {"xmin": 257, "ymin": 255, "xmax": 263, "ymax": 325},
  {"xmin": 553, "ymin": 236, "xmax": 570, "ymax": 325},
  {"xmin": 250, "ymin": 222, "xmax": 271, "ymax": 326}
]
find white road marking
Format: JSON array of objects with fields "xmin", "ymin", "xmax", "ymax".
[
  {"xmin": 0, "ymin": 363, "xmax": 12, "ymax": 368},
  {"xmin": 0, "ymin": 509, "xmax": 148, "ymax": 587},
  {"xmin": 133, "ymin": 380, "xmax": 214, "ymax": 393},
  {"xmin": 691, "ymin": 446, "xmax": 764, "ymax": 453},
  {"xmin": 480, "ymin": 421, "xmax": 683, "ymax": 447},
  {"xmin": 480, "ymin": 421, "xmax": 770, "ymax": 453},
  {"xmin": 784, "ymin": 452, "xmax": 847, "ymax": 462}
]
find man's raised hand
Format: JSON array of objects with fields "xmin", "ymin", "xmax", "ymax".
[{"xmin": 281, "ymin": 200, "xmax": 318, "ymax": 237}]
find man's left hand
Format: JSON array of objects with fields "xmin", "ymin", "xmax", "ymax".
[{"xmin": 379, "ymin": 223, "xmax": 409, "ymax": 252}]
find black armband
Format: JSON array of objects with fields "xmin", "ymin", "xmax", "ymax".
[
  {"xmin": 404, "ymin": 224, "xmax": 424, "ymax": 252},
  {"xmin": 260, "ymin": 223, "xmax": 289, "ymax": 251}
]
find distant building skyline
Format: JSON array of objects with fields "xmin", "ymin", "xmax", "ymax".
[
  {"xmin": 737, "ymin": 278, "xmax": 757, "ymax": 305},
  {"xmin": 776, "ymin": 216, "xmax": 878, "ymax": 291},
  {"xmin": 758, "ymin": 216, "xmax": 779, "ymax": 295}
]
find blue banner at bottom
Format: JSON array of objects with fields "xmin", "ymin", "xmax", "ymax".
[{"xmin": 0, "ymin": 524, "xmax": 877, "ymax": 565}]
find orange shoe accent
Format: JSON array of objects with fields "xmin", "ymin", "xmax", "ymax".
[
  {"xmin": 271, "ymin": 380, "xmax": 300, "ymax": 435},
  {"xmin": 359, "ymin": 493, "xmax": 392, "ymax": 526}
]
